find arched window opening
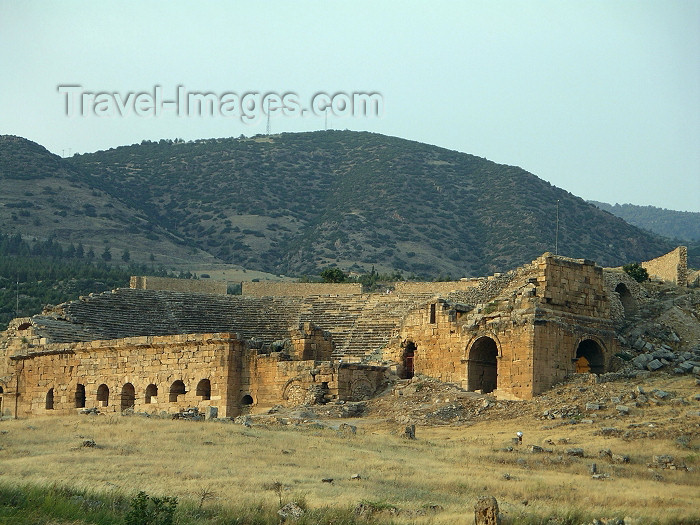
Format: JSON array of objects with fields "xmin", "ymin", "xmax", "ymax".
[
  {"xmin": 466, "ymin": 337, "xmax": 498, "ymax": 394},
  {"xmin": 615, "ymin": 283, "xmax": 636, "ymax": 317},
  {"xmin": 241, "ymin": 394, "xmax": 254, "ymax": 406},
  {"xmin": 401, "ymin": 341, "xmax": 416, "ymax": 379},
  {"xmin": 0, "ymin": 386, "xmax": 4, "ymax": 393},
  {"xmin": 169, "ymin": 380, "xmax": 186, "ymax": 403},
  {"xmin": 575, "ymin": 339, "xmax": 605, "ymax": 374},
  {"xmin": 17, "ymin": 322, "xmax": 31, "ymax": 330},
  {"xmin": 121, "ymin": 383, "xmax": 135, "ymax": 411},
  {"xmin": 75, "ymin": 384, "xmax": 86, "ymax": 408},
  {"xmin": 145, "ymin": 384, "xmax": 158, "ymax": 404},
  {"xmin": 196, "ymin": 379, "xmax": 211, "ymax": 400},
  {"xmin": 97, "ymin": 384, "xmax": 109, "ymax": 407},
  {"xmin": 46, "ymin": 388, "xmax": 54, "ymax": 410}
]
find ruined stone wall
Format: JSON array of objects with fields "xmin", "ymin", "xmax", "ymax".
[
  {"xmin": 242, "ymin": 282, "xmax": 362, "ymax": 297},
  {"xmin": 290, "ymin": 323, "xmax": 334, "ymax": 361},
  {"xmin": 641, "ymin": 246, "xmax": 688, "ymax": 286},
  {"xmin": 239, "ymin": 357, "xmax": 385, "ymax": 411},
  {"xmin": 393, "ymin": 280, "xmax": 481, "ymax": 295},
  {"xmin": 130, "ymin": 276, "xmax": 227, "ymax": 294},
  {"xmin": 9, "ymin": 333, "xmax": 241, "ymax": 418},
  {"xmin": 391, "ymin": 299, "xmax": 538, "ymax": 400},
  {"xmin": 603, "ymin": 270, "xmax": 645, "ymax": 321},
  {"xmin": 386, "ymin": 254, "xmax": 617, "ymax": 400},
  {"xmin": 531, "ymin": 319, "xmax": 616, "ymax": 394},
  {"xmin": 537, "ymin": 254, "xmax": 609, "ymax": 318}
]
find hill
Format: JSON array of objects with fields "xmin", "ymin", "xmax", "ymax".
[
  {"xmin": 2, "ymin": 132, "xmax": 677, "ymax": 278},
  {"xmin": 589, "ymin": 200, "xmax": 700, "ymax": 242}
]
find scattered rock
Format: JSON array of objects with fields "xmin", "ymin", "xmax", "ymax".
[
  {"xmin": 277, "ymin": 502, "xmax": 305, "ymax": 521},
  {"xmin": 616, "ymin": 405, "xmax": 630, "ymax": 415},
  {"xmin": 403, "ymin": 424, "xmax": 416, "ymax": 440},
  {"xmin": 350, "ymin": 473, "xmax": 362, "ymax": 480},
  {"xmin": 646, "ymin": 359, "xmax": 663, "ymax": 371},
  {"xmin": 566, "ymin": 448, "xmax": 584, "ymax": 457},
  {"xmin": 612, "ymin": 454, "xmax": 630, "ymax": 464},
  {"xmin": 82, "ymin": 439, "xmax": 96, "ymax": 448}
]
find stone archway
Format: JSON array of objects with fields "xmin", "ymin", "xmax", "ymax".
[
  {"xmin": 466, "ymin": 336, "xmax": 498, "ymax": 394},
  {"xmin": 575, "ymin": 339, "xmax": 605, "ymax": 374},
  {"xmin": 121, "ymin": 383, "xmax": 135, "ymax": 411},
  {"xmin": 615, "ymin": 283, "xmax": 636, "ymax": 317}
]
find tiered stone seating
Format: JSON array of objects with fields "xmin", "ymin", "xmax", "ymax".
[{"xmin": 28, "ymin": 288, "xmax": 439, "ymax": 360}]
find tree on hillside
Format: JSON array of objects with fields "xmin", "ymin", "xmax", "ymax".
[
  {"xmin": 121, "ymin": 249, "xmax": 130, "ymax": 263},
  {"xmin": 320, "ymin": 267, "xmax": 346, "ymax": 283},
  {"xmin": 101, "ymin": 246, "xmax": 112, "ymax": 262},
  {"xmin": 623, "ymin": 262, "xmax": 649, "ymax": 283}
]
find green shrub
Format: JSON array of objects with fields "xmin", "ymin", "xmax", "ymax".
[
  {"xmin": 622, "ymin": 262, "xmax": 649, "ymax": 283},
  {"xmin": 125, "ymin": 490, "xmax": 177, "ymax": 525}
]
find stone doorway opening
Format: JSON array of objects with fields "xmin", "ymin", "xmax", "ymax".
[
  {"xmin": 145, "ymin": 384, "xmax": 158, "ymax": 404},
  {"xmin": 575, "ymin": 339, "xmax": 605, "ymax": 374},
  {"xmin": 615, "ymin": 283, "xmax": 636, "ymax": 317},
  {"xmin": 97, "ymin": 384, "xmax": 109, "ymax": 407},
  {"xmin": 45, "ymin": 388, "xmax": 54, "ymax": 410},
  {"xmin": 121, "ymin": 383, "xmax": 135, "ymax": 411},
  {"xmin": 75, "ymin": 384, "xmax": 86, "ymax": 408},
  {"xmin": 401, "ymin": 341, "xmax": 416, "ymax": 379},
  {"xmin": 467, "ymin": 337, "xmax": 498, "ymax": 394},
  {"xmin": 196, "ymin": 379, "xmax": 211, "ymax": 400},
  {"xmin": 169, "ymin": 380, "xmax": 186, "ymax": 403}
]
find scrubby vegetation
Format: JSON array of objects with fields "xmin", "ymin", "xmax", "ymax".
[
  {"xmin": 590, "ymin": 201, "xmax": 700, "ymax": 242},
  {"xmin": 0, "ymin": 232, "xmax": 179, "ymax": 329},
  {"xmin": 1, "ymin": 132, "xmax": 677, "ymax": 281}
]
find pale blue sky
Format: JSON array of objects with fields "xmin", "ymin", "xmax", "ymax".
[{"xmin": 1, "ymin": 1, "xmax": 698, "ymax": 211}]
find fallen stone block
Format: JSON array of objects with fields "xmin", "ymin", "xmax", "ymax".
[{"xmin": 646, "ymin": 359, "xmax": 663, "ymax": 371}]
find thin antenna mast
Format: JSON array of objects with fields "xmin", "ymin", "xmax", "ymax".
[
  {"xmin": 324, "ymin": 108, "xmax": 328, "ymax": 130},
  {"xmin": 555, "ymin": 199, "xmax": 560, "ymax": 255},
  {"xmin": 265, "ymin": 98, "xmax": 271, "ymax": 135}
]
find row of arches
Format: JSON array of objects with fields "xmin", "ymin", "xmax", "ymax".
[
  {"xmin": 45, "ymin": 379, "xmax": 212, "ymax": 411},
  {"xmin": 401, "ymin": 336, "xmax": 607, "ymax": 395}
]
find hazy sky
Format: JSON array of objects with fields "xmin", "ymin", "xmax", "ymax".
[{"xmin": 1, "ymin": 1, "xmax": 698, "ymax": 211}]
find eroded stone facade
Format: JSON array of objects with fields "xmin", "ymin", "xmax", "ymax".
[{"xmin": 0, "ymin": 251, "xmax": 646, "ymax": 417}]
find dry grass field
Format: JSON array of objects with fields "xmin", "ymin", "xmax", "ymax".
[{"xmin": 0, "ymin": 375, "xmax": 698, "ymax": 524}]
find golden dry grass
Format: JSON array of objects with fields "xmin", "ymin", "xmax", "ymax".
[{"xmin": 1, "ymin": 398, "xmax": 699, "ymax": 525}]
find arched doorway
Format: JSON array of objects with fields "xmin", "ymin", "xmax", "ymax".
[
  {"xmin": 401, "ymin": 341, "xmax": 416, "ymax": 379},
  {"xmin": 145, "ymin": 384, "xmax": 158, "ymax": 404},
  {"xmin": 615, "ymin": 283, "xmax": 636, "ymax": 317},
  {"xmin": 97, "ymin": 384, "xmax": 109, "ymax": 407},
  {"xmin": 196, "ymin": 379, "xmax": 211, "ymax": 400},
  {"xmin": 169, "ymin": 380, "xmax": 186, "ymax": 403},
  {"xmin": 121, "ymin": 383, "xmax": 135, "ymax": 411},
  {"xmin": 46, "ymin": 388, "xmax": 54, "ymax": 410},
  {"xmin": 241, "ymin": 394, "xmax": 254, "ymax": 406},
  {"xmin": 575, "ymin": 339, "xmax": 605, "ymax": 374},
  {"xmin": 466, "ymin": 337, "xmax": 498, "ymax": 393}
]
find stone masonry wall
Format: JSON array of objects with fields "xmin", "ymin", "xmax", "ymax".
[
  {"xmin": 641, "ymin": 246, "xmax": 688, "ymax": 286},
  {"xmin": 393, "ymin": 280, "xmax": 482, "ymax": 295},
  {"xmin": 242, "ymin": 282, "xmax": 362, "ymax": 297},
  {"xmin": 130, "ymin": 276, "xmax": 227, "ymax": 294},
  {"xmin": 9, "ymin": 333, "xmax": 241, "ymax": 418}
]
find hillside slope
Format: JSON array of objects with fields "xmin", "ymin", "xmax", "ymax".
[
  {"xmin": 589, "ymin": 200, "xmax": 700, "ymax": 242},
  {"xmin": 0, "ymin": 135, "xmax": 222, "ymax": 269},
  {"xmin": 2, "ymin": 132, "xmax": 675, "ymax": 278}
]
